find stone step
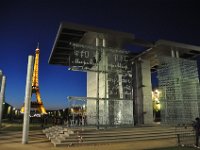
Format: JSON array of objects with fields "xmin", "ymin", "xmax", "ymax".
[
  {"xmin": 72, "ymin": 128, "xmax": 192, "ymax": 136},
  {"xmin": 56, "ymin": 130, "xmax": 178, "ymax": 141},
  {"xmin": 72, "ymin": 126, "xmax": 175, "ymax": 132},
  {"xmin": 54, "ymin": 134, "xmax": 177, "ymax": 145},
  {"xmin": 52, "ymin": 134, "xmax": 177, "ymax": 147},
  {"xmin": 77, "ymin": 129, "xmax": 175, "ymax": 135},
  {"xmin": 46, "ymin": 126, "xmax": 194, "ymax": 147},
  {"xmin": 71, "ymin": 126, "xmax": 192, "ymax": 133},
  {"xmin": 74, "ymin": 128, "xmax": 175, "ymax": 135},
  {"xmin": 81, "ymin": 132, "xmax": 177, "ymax": 139}
]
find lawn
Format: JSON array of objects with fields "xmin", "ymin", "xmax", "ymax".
[{"xmin": 1, "ymin": 122, "xmax": 51, "ymax": 131}]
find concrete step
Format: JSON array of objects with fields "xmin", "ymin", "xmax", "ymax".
[
  {"xmin": 52, "ymin": 134, "xmax": 177, "ymax": 147},
  {"xmin": 58, "ymin": 130, "xmax": 176, "ymax": 140},
  {"xmin": 77, "ymin": 130, "xmax": 175, "ymax": 135},
  {"xmin": 47, "ymin": 126, "xmax": 194, "ymax": 147},
  {"xmin": 54, "ymin": 133, "xmax": 177, "ymax": 144}
]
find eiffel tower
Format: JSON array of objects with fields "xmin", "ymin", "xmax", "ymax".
[{"xmin": 21, "ymin": 44, "xmax": 47, "ymax": 114}]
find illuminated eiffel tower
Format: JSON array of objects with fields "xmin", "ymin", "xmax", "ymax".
[{"xmin": 21, "ymin": 44, "xmax": 47, "ymax": 114}]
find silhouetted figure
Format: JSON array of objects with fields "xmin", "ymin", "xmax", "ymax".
[
  {"xmin": 41, "ymin": 116, "xmax": 45, "ymax": 129},
  {"xmin": 44, "ymin": 115, "xmax": 48, "ymax": 125},
  {"xmin": 52, "ymin": 117, "xmax": 56, "ymax": 125},
  {"xmin": 193, "ymin": 117, "xmax": 200, "ymax": 147},
  {"xmin": 83, "ymin": 115, "xmax": 87, "ymax": 125},
  {"xmin": 77, "ymin": 114, "xmax": 80, "ymax": 126}
]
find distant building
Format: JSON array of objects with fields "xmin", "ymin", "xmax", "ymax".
[{"xmin": 2, "ymin": 102, "xmax": 19, "ymax": 119}]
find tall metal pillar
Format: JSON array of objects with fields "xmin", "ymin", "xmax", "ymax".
[
  {"xmin": 103, "ymin": 38, "xmax": 106, "ymax": 99},
  {"xmin": 0, "ymin": 76, "xmax": 6, "ymax": 126},
  {"xmin": 103, "ymin": 38, "xmax": 108, "ymax": 125},
  {"xmin": 0, "ymin": 70, "xmax": 2, "ymax": 90},
  {"xmin": 22, "ymin": 55, "xmax": 34, "ymax": 144},
  {"xmin": 96, "ymin": 37, "xmax": 100, "ymax": 129}
]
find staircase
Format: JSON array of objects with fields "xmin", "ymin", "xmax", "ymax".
[{"xmin": 43, "ymin": 125, "xmax": 194, "ymax": 147}]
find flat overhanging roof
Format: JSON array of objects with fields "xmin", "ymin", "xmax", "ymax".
[
  {"xmin": 49, "ymin": 22, "xmax": 200, "ymax": 69},
  {"xmin": 137, "ymin": 40, "xmax": 200, "ymax": 68},
  {"xmin": 48, "ymin": 22, "xmax": 153, "ymax": 66}
]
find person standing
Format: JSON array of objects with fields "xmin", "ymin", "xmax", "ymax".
[{"xmin": 193, "ymin": 117, "xmax": 200, "ymax": 147}]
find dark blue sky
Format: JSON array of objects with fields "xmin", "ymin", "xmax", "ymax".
[{"xmin": 0, "ymin": 0, "xmax": 199, "ymax": 109}]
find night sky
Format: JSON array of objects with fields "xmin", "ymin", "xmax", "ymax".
[{"xmin": 0, "ymin": 0, "xmax": 199, "ymax": 109}]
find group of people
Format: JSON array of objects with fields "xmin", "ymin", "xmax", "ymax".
[{"xmin": 67, "ymin": 114, "xmax": 87, "ymax": 126}]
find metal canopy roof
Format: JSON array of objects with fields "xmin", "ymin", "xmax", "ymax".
[
  {"xmin": 49, "ymin": 22, "xmax": 200, "ymax": 69},
  {"xmin": 48, "ymin": 22, "xmax": 153, "ymax": 66},
  {"xmin": 49, "ymin": 23, "xmax": 86, "ymax": 66},
  {"xmin": 138, "ymin": 40, "xmax": 200, "ymax": 68}
]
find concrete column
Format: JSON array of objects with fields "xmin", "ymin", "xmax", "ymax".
[
  {"xmin": 171, "ymin": 49, "xmax": 175, "ymax": 57},
  {"xmin": 22, "ymin": 55, "xmax": 34, "ymax": 144},
  {"xmin": 96, "ymin": 37, "xmax": 99, "ymax": 47},
  {"xmin": 136, "ymin": 59, "xmax": 153, "ymax": 125},
  {"xmin": 142, "ymin": 60, "xmax": 153, "ymax": 124},
  {"xmin": 176, "ymin": 50, "xmax": 179, "ymax": 58},
  {"xmin": 0, "ymin": 76, "xmax": 6, "ymax": 126},
  {"xmin": 102, "ymin": 38, "xmax": 106, "ymax": 47}
]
